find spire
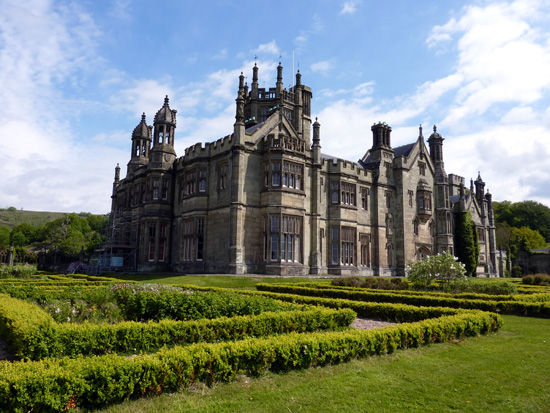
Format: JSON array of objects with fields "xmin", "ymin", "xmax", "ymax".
[
  {"xmin": 276, "ymin": 61, "xmax": 283, "ymax": 96},
  {"xmin": 419, "ymin": 124, "xmax": 423, "ymax": 140},
  {"xmin": 252, "ymin": 63, "xmax": 258, "ymax": 84},
  {"xmin": 313, "ymin": 117, "xmax": 321, "ymax": 145},
  {"xmin": 235, "ymin": 72, "xmax": 245, "ymax": 125}
]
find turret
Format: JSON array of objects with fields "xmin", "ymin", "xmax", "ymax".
[
  {"xmin": 150, "ymin": 96, "xmax": 177, "ymax": 166},
  {"xmin": 111, "ymin": 163, "xmax": 120, "ymax": 214},
  {"xmin": 276, "ymin": 62, "xmax": 283, "ymax": 97},
  {"xmin": 475, "ymin": 172, "xmax": 486, "ymax": 204},
  {"xmin": 127, "ymin": 113, "xmax": 152, "ymax": 175},
  {"xmin": 312, "ymin": 117, "xmax": 321, "ymax": 165},
  {"xmin": 233, "ymin": 72, "xmax": 246, "ymax": 145}
]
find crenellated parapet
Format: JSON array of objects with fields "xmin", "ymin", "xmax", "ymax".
[{"xmin": 323, "ymin": 157, "xmax": 372, "ymax": 179}]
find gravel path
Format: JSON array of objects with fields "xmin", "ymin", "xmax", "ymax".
[{"xmin": 350, "ymin": 318, "xmax": 397, "ymax": 330}]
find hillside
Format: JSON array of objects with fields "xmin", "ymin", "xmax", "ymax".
[{"xmin": 0, "ymin": 208, "xmax": 78, "ymax": 228}]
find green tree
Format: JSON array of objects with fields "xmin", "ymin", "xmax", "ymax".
[
  {"xmin": 454, "ymin": 211, "xmax": 479, "ymax": 276},
  {"xmin": 511, "ymin": 226, "xmax": 546, "ymax": 250},
  {"xmin": 493, "ymin": 200, "xmax": 550, "ymax": 242},
  {"xmin": 0, "ymin": 226, "xmax": 10, "ymax": 249}
]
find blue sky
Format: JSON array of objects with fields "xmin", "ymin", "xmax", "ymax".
[{"xmin": 1, "ymin": 0, "xmax": 549, "ymax": 214}]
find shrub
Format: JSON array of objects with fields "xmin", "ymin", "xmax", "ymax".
[
  {"xmin": 407, "ymin": 252, "xmax": 467, "ymax": 290},
  {"xmin": 332, "ymin": 276, "xmax": 407, "ymax": 290},
  {"xmin": 112, "ymin": 284, "xmax": 297, "ymax": 322},
  {"xmin": 523, "ymin": 274, "xmax": 550, "ymax": 286},
  {"xmin": 0, "ymin": 264, "xmax": 37, "ymax": 279}
]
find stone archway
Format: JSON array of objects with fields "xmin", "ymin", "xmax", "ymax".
[{"xmin": 416, "ymin": 246, "xmax": 431, "ymax": 261}]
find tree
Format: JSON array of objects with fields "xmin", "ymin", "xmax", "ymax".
[
  {"xmin": 454, "ymin": 211, "xmax": 479, "ymax": 276},
  {"xmin": 493, "ymin": 200, "xmax": 550, "ymax": 242},
  {"xmin": 0, "ymin": 226, "xmax": 10, "ymax": 249},
  {"xmin": 407, "ymin": 251, "xmax": 467, "ymax": 290},
  {"xmin": 511, "ymin": 226, "xmax": 546, "ymax": 250}
]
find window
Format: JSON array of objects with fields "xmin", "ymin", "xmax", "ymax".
[
  {"xmin": 197, "ymin": 218, "xmax": 204, "ymax": 260},
  {"xmin": 185, "ymin": 171, "xmax": 196, "ymax": 196},
  {"xmin": 178, "ymin": 178, "xmax": 184, "ymax": 201},
  {"xmin": 341, "ymin": 183, "xmax": 356, "ymax": 206},
  {"xmin": 477, "ymin": 227, "xmax": 485, "ymax": 242},
  {"xmin": 282, "ymin": 162, "xmax": 303, "ymax": 190},
  {"xmin": 386, "ymin": 243, "xmax": 393, "ymax": 267},
  {"xmin": 152, "ymin": 179, "xmax": 159, "ymax": 200},
  {"xmin": 418, "ymin": 191, "xmax": 432, "ymax": 211},
  {"xmin": 148, "ymin": 224, "xmax": 156, "ymax": 261},
  {"xmin": 165, "ymin": 131, "xmax": 170, "ymax": 145},
  {"xmin": 218, "ymin": 163, "xmax": 228, "ymax": 190},
  {"xmin": 267, "ymin": 215, "xmax": 302, "ymax": 262},
  {"xmin": 331, "ymin": 227, "xmax": 339, "ymax": 265},
  {"xmin": 270, "ymin": 216, "xmax": 280, "ymax": 261},
  {"xmin": 413, "ymin": 218, "xmax": 419, "ymax": 235},
  {"xmin": 360, "ymin": 234, "xmax": 370, "ymax": 267},
  {"xmin": 361, "ymin": 188, "xmax": 369, "ymax": 210},
  {"xmin": 272, "ymin": 162, "xmax": 281, "ymax": 187},
  {"xmin": 198, "ymin": 169, "xmax": 207, "ymax": 192},
  {"xmin": 341, "ymin": 227, "xmax": 355, "ymax": 266},
  {"xmin": 419, "ymin": 162, "xmax": 426, "ymax": 176},
  {"xmin": 331, "ymin": 182, "xmax": 339, "ymax": 204},
  {"xmin": 159, "ymin": 131, "xmax": 164, "ymax": 144},
  {"xmin": 385, "ymin": 191, "xmax": 392, "ymax": 209},
  {"xmin": 408, "ymin": 190, "xmax": 414, "ymax": 208},
  {"xmin": 161, "ymin": 179, "xmax": 169, "ymax": 200},
  {"xmin": 158, "ymin": 224, "xmax": 167, "ymax": 262},
  {"xmin": 181, "ymin": 218, "xmax": 205, "ymax": 262}
]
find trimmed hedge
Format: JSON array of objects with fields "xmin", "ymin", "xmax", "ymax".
[
  {"xmin": 0, "ymin": 310, "xmax": 501, "ymax": 411},
  {"xmin": 256, "ymin": 283, "xmax": 550, "ymax": 318},
  {"xmin": 0, "ymin": 294, "xmax": 356, "ymax": 360}
]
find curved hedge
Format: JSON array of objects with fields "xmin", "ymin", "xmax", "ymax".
[
  {"xmin": 0, "ymin": 294, "xmax": 356, "ymax": 360},
  {"xmin": 256, "ymin": 283, "xmax": 550, "ymax": 318},
  {"xmin": 0, "ymin": 310, "xmax": 501, "ymax": 411}
]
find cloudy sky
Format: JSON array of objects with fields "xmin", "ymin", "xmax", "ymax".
[{"xmin": 1, "ymin": 0, "xmax": 549, "ymax": 214}]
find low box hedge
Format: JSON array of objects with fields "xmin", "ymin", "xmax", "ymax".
[
  {"xmin": 0, "ymin": 294, "xmax": 356, "ymax": 360},
  {"xmin": 256, "ymin": 283, "xmax": 550, "ymax": 318},
  {"xmin": 0, "ymin": 310, "xmax": 501, "ymax": 411}
]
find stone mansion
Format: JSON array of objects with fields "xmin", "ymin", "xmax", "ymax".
[{"xmin": 108, "ymin": 63, "xmax": 497, "ymax": 276}]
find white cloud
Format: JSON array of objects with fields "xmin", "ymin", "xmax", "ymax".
[
  {"xmin": 340, "ymin": 1, "xmax": 360, "ymax": 15},
  {"xmin": 255, "ymin": 41, "xmax": 280, "ymax": 56},
  {"xmin": 0, "ymin": 1, "xmax": 119, "ymax": 213},
  {"xmin": 311, "ymin": 59, "xmax": 335, "ymax": 75},
  {"xmin": 316, "ymin": 0, "xmax": 550, "ymax": 207}
]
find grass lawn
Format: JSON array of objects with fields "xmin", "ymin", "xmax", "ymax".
[
  {"xmin": 95, "ymin": 312, "xmax": 550, "ymax": 412},
  {"xmin": 106, "ymin": 273, "xmax": 331, "ymax": 290}
]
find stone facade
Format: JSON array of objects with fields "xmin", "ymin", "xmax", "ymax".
[{"xmin": 109, "ymin": 64, "xmax": 497, "ymax": 276}]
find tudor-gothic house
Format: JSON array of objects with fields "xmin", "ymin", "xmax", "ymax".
[{"xmin": 108, "ymin": 63, "xmax": 497, "ymax": 276}]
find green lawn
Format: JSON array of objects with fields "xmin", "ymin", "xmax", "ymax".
[
  {"xmin": 106, "ymin": 273, "xmax": 331, "ymax": 290},
  {"xmin": 94, "ymin": 274, "xmax": 550, "ymax": 413}
]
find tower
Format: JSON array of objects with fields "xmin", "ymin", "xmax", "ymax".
[
  {"xmin": 428, "ymin": 125, "xmax": 453, "ymax": 254},
  {"xmin": 150, "ymin": 96, "xmax": 177, "ymax": 168},
  {"xmin": 127, "ymin": 113, "xmax": 152, "ymax": 176}
]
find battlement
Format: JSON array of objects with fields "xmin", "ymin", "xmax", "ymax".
[
  {"xmin": 323, "ymin": 157, "xmax": 371, "ymax": 178},
  {"xmin": 176, "ymin": 134, "xmax": 233, "ymax": 167}
]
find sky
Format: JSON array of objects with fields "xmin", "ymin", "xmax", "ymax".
[{"xmin": 1, "ymin": 0, "xmax": 549, "ymax": 214}]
